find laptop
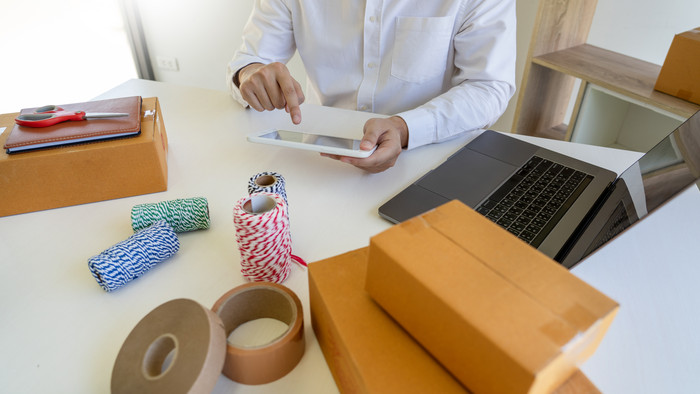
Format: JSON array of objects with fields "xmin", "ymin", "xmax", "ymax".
[{"xmin": 379, "ymin": 110, "xmax": 700, "ymax": 268}]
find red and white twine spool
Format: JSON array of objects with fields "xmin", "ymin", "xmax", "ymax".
[{"xmin": 233, "ymin": 192, "xmax": 294, "ymax": 283}]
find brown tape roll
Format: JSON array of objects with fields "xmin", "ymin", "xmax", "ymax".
[
  {"xmin": 111, "ymin": 299, "xmax": 226, "ymax": 394},
  {"xmin": 212, "ymin": 282, "xmax": 305, "ymax": 385}
]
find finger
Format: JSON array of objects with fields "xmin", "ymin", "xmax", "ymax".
[
  {"xmin": 241, "ymin": 78, "xmax": 275, "ymax": 111},
  {"xmin": 257, "ymin": 77, "xmax": 281, "ymax": 111},
  {"xmin": 245, "ymin": 93, "xmax": 265, "ymax": 112},
  {"xmin": 240, "ymin": 85, "xmax": 266, "ymax": 112},
  {"xmin": 289, "ymin": 105, "xmax": 302, "ymax": 125},
  {"xmin": 279, "ymin": 78, "xmax": 304, "ymax": 124},
  {"xmin": 361, "ymin": 121, "xmax": 383, "ymax": 150}
]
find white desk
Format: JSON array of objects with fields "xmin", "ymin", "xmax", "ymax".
[{"xmin": 1, "ymin": 79, "xmax": 698, "ymax": 393}]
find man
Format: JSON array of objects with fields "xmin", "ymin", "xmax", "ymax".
[{"xmin": 227, "ymin": 0, "xmax": 515, "ymax": 173}]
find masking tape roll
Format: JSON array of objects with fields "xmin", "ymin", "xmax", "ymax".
[
  {"xmin": 212, "ymin": 282, "xmax": 305, "ymax": 385},
  {"xmin": 111, "ymin": 299, "xmax": 226, "ymax": 394}
]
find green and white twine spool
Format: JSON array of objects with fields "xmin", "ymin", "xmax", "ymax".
[{"xmin": 131, "ymin": 197, "xmax": 210, "ymax": 233}]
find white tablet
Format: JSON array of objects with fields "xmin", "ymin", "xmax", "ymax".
[{"xmin": 247, "ymin": 129, "xmax": 376, "ymax": 158}]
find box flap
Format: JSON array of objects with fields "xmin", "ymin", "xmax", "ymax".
[
  {"xmin": 422, "ymin": 201, "xmax": 619, "ymax": 332},
  {"xmin": 367, "ymin": 200, "xmax": 619, "ymax": 392}
]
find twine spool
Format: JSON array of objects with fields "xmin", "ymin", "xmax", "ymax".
[
  {"xmin": 248, "ymin": 172, "xmax": 287, "ymax": 204},
  {"xmin": 131, "ymin": 197, "xmax": 210, "ymax": 233},
  {"xmin": 88, "ymin": 220, "xmax": 180, "ymax": 292},
  {"xmin": 233, "ymin": 192, "xmax": 292, "ymax": 283}
]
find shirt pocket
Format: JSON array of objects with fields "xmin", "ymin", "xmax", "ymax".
[{"xmin": 391, "ymin": 16, "xmax": 453, "ymax": 83}]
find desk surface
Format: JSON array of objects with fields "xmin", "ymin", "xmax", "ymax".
[{"xmin": 1, "ymin": 79, "xmax": 698, "ymax": 393}]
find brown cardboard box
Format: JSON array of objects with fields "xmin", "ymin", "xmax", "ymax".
[
  {"xmin": 0, "ymin": 97, "xmax": 168, "ymax": 217},
  {"xmin": 309, "ymin": 247, "xmax": 601, "ymax": 394},
  {"xmin": 654, "ymin": 27, "xmax": 700, "ymax": 105},
  {"xmin": 365, "ymin": 200, "xmax": 618, "ymax": 394}
]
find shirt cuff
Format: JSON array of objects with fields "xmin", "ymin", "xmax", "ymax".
[
  {"xmin": 396, "ymin": 107, "xmax": 436, "ymax": 150},
  {"xmin": 226, "ymin": 61, "xmax": 252, "ymax": 109}
]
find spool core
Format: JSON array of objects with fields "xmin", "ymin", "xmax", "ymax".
[
  {"xmin": 254, "ymin": 175, "xmax": 277, "ymax": 188},
  {"xmin": 142, "ymin": 334, "xmax": 178, "ymax": 379},
  {"xmin": 242, "ymin": 194, "xmax": 277, "ymax": 215}
]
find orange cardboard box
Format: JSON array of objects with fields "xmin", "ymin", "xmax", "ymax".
[
  {"xmin": 309, "ymin": 247, "xmax": 468, "ymax": 394},
  {"xmin": 309, "ymin": 247, "xmax": 601, "ymax": 394},
  {"xmin": 654, "ymin": 27, "xmax": 700, "ymax": 105},
  {"xmin": 0, "ymin": 97, "xmax": 168, "ymax": 217},
  {"xmin": 365, "ymin": 200, "xmax": 618, "ymax": 394}
]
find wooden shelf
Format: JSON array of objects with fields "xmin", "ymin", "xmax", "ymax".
[
  {"xmin": 533, "ymin": 44, "xmax": 700, "ymax": 118},
  {"xmin": 512, "ymin": 0, "xmax": 699, "ymax": 145}
]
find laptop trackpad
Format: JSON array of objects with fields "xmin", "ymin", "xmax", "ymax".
[{"xmin": 416, "ymin": 148, "xmax": 517, "ymax": 207}]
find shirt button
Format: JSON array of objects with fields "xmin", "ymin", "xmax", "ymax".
[
  {"xmin": 360, "ymin": 105, "xmax": 369, "ymax": 111},
  {"xmin": 369, "ymin": 16, "xmax": 377, "ymax": 22},
  {"xmin": 367, "ymin": 62, "xmax": 377, "ymax": 69}
]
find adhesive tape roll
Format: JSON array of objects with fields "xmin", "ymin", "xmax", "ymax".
[
  {"xmin": 212, "ymin": 282, "xmax": 305, "ymax": 385},
  {"xmin": 111, "ymin": 299, "xmax": 226, "ymax": 394}
]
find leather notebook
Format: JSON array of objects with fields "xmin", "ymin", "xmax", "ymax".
[{"xmin": 4, "ymin": 96, "xmax": 142, "ymax": 153}]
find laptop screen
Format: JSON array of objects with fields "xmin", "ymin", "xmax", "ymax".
[{"xmin": 561, "ymin": 110, "xmax": 700, "ymax": 266}]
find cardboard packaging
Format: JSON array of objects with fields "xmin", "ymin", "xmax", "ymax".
[
  {"xmin": 309, "ymin": 247, "xmax": 601, "ymax": 394},
  {"xmin": 365, "ymin": 200, "xmax": 618, "ymax": 394},
  {"xmin": 0, "ymin": 97, "xmax": 168, "ymax": 217},
  {"xmin": 654, "ymin": 27, "xmax": 700, "ymax": 105}
]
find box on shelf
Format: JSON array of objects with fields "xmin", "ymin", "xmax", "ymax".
[
  {"xmin": 365, "ymin": 200, "xmax": 619, "ymax": 394},
  {"xmin": 309, "ymin": 247, "xmax": 601, "ymax": 394},
  {"xmin": 0, "ymin": 97, "xmax": 168, "ymax": 217},
  {"xmin": 654, "ymin": 27, "xmax": 700, "ymax": 105}
]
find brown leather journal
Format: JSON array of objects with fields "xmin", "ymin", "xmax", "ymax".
[{"xmin": 3, "ymin": 96, "xmax": 142, "ymax": 153}]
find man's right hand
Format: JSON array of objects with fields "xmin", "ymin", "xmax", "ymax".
[{"xmin": 237, "ymin": 62, "xmax": 305, "ymax": 125}]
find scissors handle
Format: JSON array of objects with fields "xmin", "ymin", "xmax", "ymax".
[
  {"xmin": 15, "ymin": 111, "xmax": 87, "ymax": 127},
  {"xmin": 34, "ymin": 105, "xmax": 63, "ymax": 113}
]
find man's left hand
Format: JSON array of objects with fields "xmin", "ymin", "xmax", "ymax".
[{"xmin": 321, "ymin": 116, "xmax": 408, "ymax": 173}]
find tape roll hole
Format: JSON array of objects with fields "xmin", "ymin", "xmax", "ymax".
[
  {"xmin": 217, "ymin": 287, "xmax": 296, "ymax": 349},
  {"xmin": 255, "ymin": 175, "xmax": 277, "ymax": 188},
  {"xmin": 142, "ymin": 334, "xmax": 178, "ymax": 379},
  {"xmin": 242, "ymin": 195, "xmax": 277, "ymax": 215},
  {"xmin": 228, "ymin": 318, "xmax": 289, "ymax": 348}
]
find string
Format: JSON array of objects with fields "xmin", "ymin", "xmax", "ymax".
[
  {"xmin": 131, "ymin": 197, "xmax": 210, "ymax": 233},
  {"xmin": 248, "ymin": 172, "xmax": 288, "ymax": 204},
  {"xmin": 246, "ymin": 171, "xmax": 306, "ymax": 267},
  {"xmin": 87, "ymin": 220, "xmax": 180, "ymax": 292},
  {"xmin": 233, "ymin": 192, "xmax": 295, "ymax": 283}
]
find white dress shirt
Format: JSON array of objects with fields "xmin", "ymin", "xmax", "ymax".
[{"xmin": 227, "ymin": 0, "xmax": 516, "ymax": 150}]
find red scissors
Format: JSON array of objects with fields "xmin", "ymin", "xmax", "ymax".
[{"xmin": 15, "ymin": 105, "xmax": 129, "ymax": 127}]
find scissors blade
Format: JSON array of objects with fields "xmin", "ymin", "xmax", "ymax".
[{"xmin": 83, "ymin": 113, "xmax": 130, "ymax": 119}]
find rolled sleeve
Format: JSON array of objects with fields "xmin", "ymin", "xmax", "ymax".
[
  {"xmin": 226, "ymin": 0, "xmax": 296, "ymax": 106},
  {"xmin": 396, "ymin": 107, "xmax": 435, "ymax": 150}
]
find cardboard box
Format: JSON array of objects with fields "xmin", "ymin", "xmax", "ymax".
[
  {"xmin": 309, "ymin": 247, "xmax": 601, "ymax": 394},
  {"xmin": 654, "ymin": 27, "xmax": 700, "ymax": 105},
  {"xmin": 365, "ymin": 200, "xmax": 618, "ymax": 394},
  {"xmin": 0, "ymin": 97, "xmax": 168, "ymax": 217}
]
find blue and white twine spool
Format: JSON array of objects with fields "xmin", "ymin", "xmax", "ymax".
[
  {"xmin": 248, "ymin": 172, "xmax": 287, "ymax": 204},
  {"xmin": 88, "ymin": 220, "xmax": 180, "ymax": 292},
  {"xmin": 131, "ymin": 197, "xmax": 210, "ymax": 233}
]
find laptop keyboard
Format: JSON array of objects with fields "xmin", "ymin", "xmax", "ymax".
[{"xmin": 475, "ymin": 156, "xmax": 593, "ymax": 248}]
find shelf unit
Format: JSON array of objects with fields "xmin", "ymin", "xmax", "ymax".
[{"xmin": 512, "ymin": 0, "xmax": 700, "ymax": 151}]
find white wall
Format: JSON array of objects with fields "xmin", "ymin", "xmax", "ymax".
[
  {"xmin": 136, "ymin": 0, "xmax": 700, "ymax": 132},
  {"xmin": 0, "ymin": 0, "xmax": 138, "ymax": 114},
  {"xmin": 135, "ymin": 0, "xmax": 254, "ymax": 92},
  {"xmin": 588, "ymin": 0, "xmax": 700, "ymax": 65}
]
